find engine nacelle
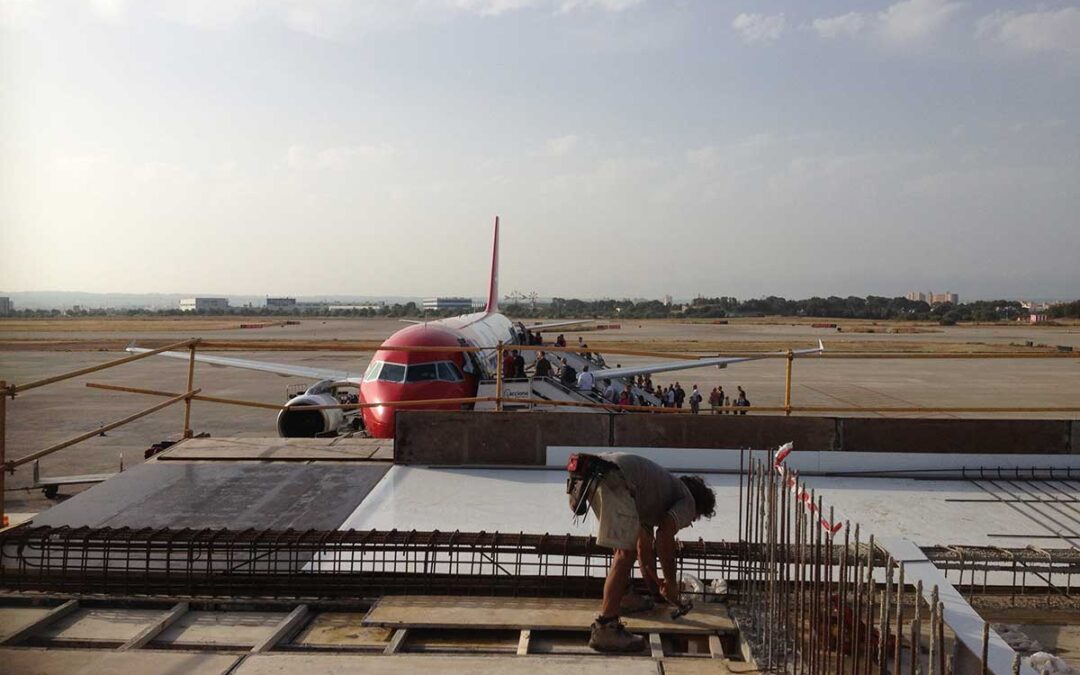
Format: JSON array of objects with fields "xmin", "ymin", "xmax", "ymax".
[{"xmin": 276, "ymin": 392, "xmax": 344, "ymax": 438}]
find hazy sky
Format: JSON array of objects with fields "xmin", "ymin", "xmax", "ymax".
[{"xmin": 2, "ymin": 0, "xmax": 1078, "ymax": 300}]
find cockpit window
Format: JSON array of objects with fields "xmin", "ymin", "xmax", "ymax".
[
  {"xmin": 406, "ymin": 363, "xmax": 439, "ymax": 382},
  {"xmin": 377, "ymin": 362, "xmax": 407, "ymax": 383},
  {"xmin": 364, "ymin": 360, "xmax": 465, "ymax": 384},
  {"xmin": 363, "ymin": 361, "xmax": 383, "ymax": 382},
  {"xmin": 438, "ymin": 361, "xmax": 464, "ymax": 382}
]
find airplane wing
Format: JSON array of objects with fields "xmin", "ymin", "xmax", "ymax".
[
  {"xmin": 592, "ymin": 341, "xmax": 824, "ymax": 381},
  {"xmin": 126, "ymin": 347, "xmax": 362, "ymax": 383},
  {"xmin": 528, "ymin": 319, "xmax": 592, "ymax": 331}
]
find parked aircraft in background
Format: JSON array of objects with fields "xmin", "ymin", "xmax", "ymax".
[{"xmin": 131, "ymin": 217, "xmax": 822, "ymax": 438}]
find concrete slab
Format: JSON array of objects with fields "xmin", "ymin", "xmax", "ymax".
[
  {"xmin": 37, "ymin": 607, "xmax": 164, "ymax": 643},
  {"xmin": 30, "ymin": 462, "xmax": 389, "ymax": 530},
  {"xmin": 155, "ymin": 610, "xmax": 289, "ymax": 647},
  {"xmin": 0, "ymin": 607, "xmax": 53, "ymax": 642},
  {"xmin": 235, "ymin": 653, "xmax": 663, "ymax": 674},
  {"xmin": 0, "ymin": 647, "xmax": 240, "ymax": 674}
]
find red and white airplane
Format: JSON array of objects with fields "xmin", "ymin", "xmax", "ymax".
[{"xmin": 131, "ymin": 217, "xmax": 822, "ymax": 438}]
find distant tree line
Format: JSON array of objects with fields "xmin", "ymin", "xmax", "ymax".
[{"xmin": 5, "ymin": 297, "xmax": 1079, "ymax": 324}]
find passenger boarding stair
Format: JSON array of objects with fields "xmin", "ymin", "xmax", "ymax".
[{"xmin": 474, "ymin": 345, "xmax": 660, "ymax": 411}]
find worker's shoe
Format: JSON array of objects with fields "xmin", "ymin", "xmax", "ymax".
[
  {"xmin": 619, "ymin": 592, "xmax": 656, "ymax": 614},
  {"xmin": 589, "ymin": 617, "xmax": 646, "ymax": 653}
]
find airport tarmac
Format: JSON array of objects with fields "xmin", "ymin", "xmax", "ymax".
[{"xmin": 1, "ymin": 318, "xmax": 1078, "ymax": 512}]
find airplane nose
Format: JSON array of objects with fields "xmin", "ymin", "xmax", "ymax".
[{"xmin": 363, "ymin": 404, "xmax": 395, "ymax": 438}]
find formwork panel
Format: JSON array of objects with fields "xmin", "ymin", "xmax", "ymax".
[
  {"xmin": 0, "ymin": 606, "xmax": 53, "ymax": 642},
  {"xmin": 157, "ymin": 437, "xmax": 392, "ymax": 462},
  {"xmin": 0, "ymin": 647, "xmax": 240, "ymax": 674},
  {"xmin": 293, "ymin": 613, "xmax": 392, "ymax": 648},
  {"xmin": 362, "ymin": 596, "xmax": 735, "ymax": 635},
  {"xmin": 36, "ymin": 607, "xmax": 165, "ymax": 643},
  {"xmin": 29, "ymin": 462, "xmax": 390, "ymax": 530},
  {"xmin": 155, "ymin": 610, "xmax": 290, "ymax": 648},
  {"xmin": 235, "ymin": 653, "xmax": 664, "ymax": 674}
]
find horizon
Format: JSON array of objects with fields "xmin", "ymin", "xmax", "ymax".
[{"xmin": 2, "ymin": 1, "xmax": 1079, "ymax": 299}]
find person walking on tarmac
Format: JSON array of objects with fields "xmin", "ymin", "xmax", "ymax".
[
  {"xmin": 689, "ymin": 385, "xmax": 702, "ymax": 414},
  {"xmin": 581, "ymin": 453, "xmax": 717, "ymax": 652}
]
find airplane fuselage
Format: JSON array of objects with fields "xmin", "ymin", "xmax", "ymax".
[{"xmin": 358, "ymin": 311, "xmax": 517, "ymax": 437}]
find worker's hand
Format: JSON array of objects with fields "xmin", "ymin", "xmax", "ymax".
[{"xmin": 661, "ymin": 579, "xmax": 681, "ymax": 606}]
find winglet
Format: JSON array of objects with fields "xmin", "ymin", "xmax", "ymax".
[
  {"xmin": 484, "ymin": 216, "xmax": 499, "ymax": 314},
  {"xmin": 819, "ymin": 339, "xmax": 825, "ymax": 352}
]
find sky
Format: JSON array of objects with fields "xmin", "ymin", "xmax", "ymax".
[{"xmin": 1, "ymin": 0, "xmax": 1078, "ymax": 301}]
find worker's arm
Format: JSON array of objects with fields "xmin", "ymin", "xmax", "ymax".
[
  {"xmin": 636, "ymin": 527, "xmax": 662, "ymax": 597},
  {"xmin": 655, "ymin": 514, "xmax": 682, "ymax": 605}
]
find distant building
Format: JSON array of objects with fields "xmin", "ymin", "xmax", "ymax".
[
  {"xmin": 1030, "ymin": 313, "xmax": 1050, "ymax": 324},
  {"xmin": 929, "ymin": 292, "xmax": 959, "ymax": 305},
  {"xmin": 179, "ymin": 297, "xmax": 229, "ymax": 312},
  {"xmin": 909, "ymin": 291, "xmax": 958, "ymax": 305},
  {"xmin": 266, "ymin": 297, "xmax": 296, "ymax": 309},
  {"xmin": 326, "ymin": 303, "xmax": 385, "ymax": 312},
  {"xmin": 423, "ymin": 297, "xmax": 474, "ymax": 312},
  {"xmin": 0, "ymin": 297, "xmax": 11, "ymax": 314}
]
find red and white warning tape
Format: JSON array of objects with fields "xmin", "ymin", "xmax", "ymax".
[{"xmin": 773, "ymin": 441, "xmax": 844, "ymax": 535}]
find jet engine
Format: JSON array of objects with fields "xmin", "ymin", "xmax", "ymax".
[{"xmin": 276, "ymin": 380, "xmax": 346, "ymax": 437}]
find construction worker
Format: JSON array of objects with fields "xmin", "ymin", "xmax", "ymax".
[{"xmin": 585, "ymin": 453, "xmax": 717, "ymax": 652}]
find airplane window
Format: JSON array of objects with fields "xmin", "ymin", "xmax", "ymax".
[
  {"xmin": 363, "ymin": 361, "xmax": 383, "ymax": 382},
  {"xmin": 378, "ymin": 363, "xmax": 406, "ymax": 383},
  {"xmin": 438, "ymin": 362, "xmax": 464, "ymax": 382},
  {"xmin": 406, "ymin": 363, "xmax": 439, "ymax": 382}
]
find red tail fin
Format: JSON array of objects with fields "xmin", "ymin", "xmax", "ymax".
[{"xmin": 484, "ymin": 216, "xmax": 499, "ymax": 314}]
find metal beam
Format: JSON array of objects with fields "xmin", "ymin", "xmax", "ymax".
[
  {"xmin": 251, "ymin": 604, "xmax": 310, "ymax": 653},
  {"xmin": 0, "ymin": 599, "xmax": 79, "ymax": 645},
  {"xmin": 118, "ymin": 602, "xmax": 188, "ymax": 651}
]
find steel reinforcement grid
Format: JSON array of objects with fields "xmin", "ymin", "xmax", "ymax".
[{"xmin": 0, "ymin": 526, "xmax": 744, "ymax": 599}]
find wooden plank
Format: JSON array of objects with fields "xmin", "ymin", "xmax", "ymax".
[
  {"xmin": 661, "ymin": 660, "xmax": 737, "ymax": 674},
  {"xmin": 251, "ymin": 604, "xmax": 310, "ymax": 653},
  {"xmin": 649, "ymin": 633, "xmax": 663, "ymax": 659},
  {"xmin": 293, "ymin": 613, "xmax": 392, "ymax": 648},
  {"xmin": 0, "ymin": 599, "xmax": 78, "ymax": 645},
  {"xmin": 0, "ymin": 648, "xmax": 241, "ymax": 675},
  {"xmin": 384, "ymin": 628, "xmax": 408, "ymax": 655},
  {"xmin": 362, "ymin": 596, "xmax": 735, "ymax": 635},
  {"xmin": 235, "ymin": 653, "xmax": 662, "ymax": 675},
  {"xmin": 119, "ymin": 602, "xmax": 189, "ymax": 651},
  {"xmin": 517, "ymin": 629, "xmax": 531, "ymax": 656},
  {"xmin": 708, "ymin": 633, "xmax": 725, "ymax": 659},
  {"xmin": 158, "ymin": 437, "xmax": 389, "ymax": 462}
]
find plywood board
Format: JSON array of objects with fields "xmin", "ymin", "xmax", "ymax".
[
  {"xmin": 30, "ymin": 462, "xmax": 389, "ymax": 530},
  {"xmin": 158, "ymin": 437, "xmax": 392, "ymax": 462},
  {"xmin": 37, "ymin": 607, "xmax": 165, "ymax": 643},
  {"xmin": 0, "ymin": 606, "xmax": 53, "ymax": 642},
  {"xmin": 235, "ymin": 653, "xmax": 663, "ymax": 675},
  {"xmin": 0, "ymin": 647, "xmax": 240, "ymax": 675},
  {"xmin": 293, "ymin": 613, "xmax": 392, "ymax": 648},
  {"xmin": 660, "ymin": 661, "xmax": 736, "ymax": 675},
  {"xmin": 155, "ymin": 610, "xmax": 289, "ymax": 647},
  {"xmin": 362, "ymin": 596, "xmax": 734, "ymax": 635}
]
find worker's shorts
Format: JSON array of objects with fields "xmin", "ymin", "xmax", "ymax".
[{"xmin": 589, "ymin": 472, "xmax": 640, "ymax": 551}]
